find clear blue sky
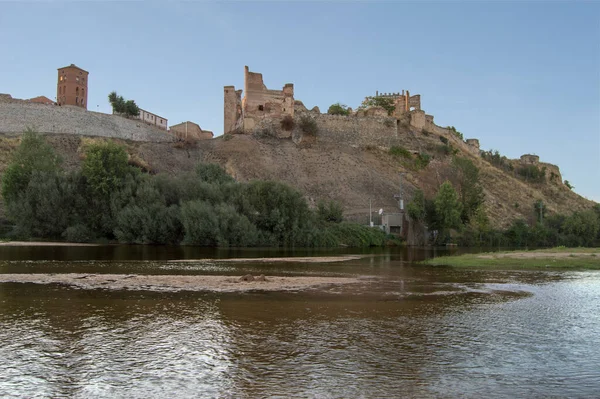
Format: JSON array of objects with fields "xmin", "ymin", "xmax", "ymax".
[{"xmin": 1, "ymin": 1, "xmax": 598, "ymax": 202}]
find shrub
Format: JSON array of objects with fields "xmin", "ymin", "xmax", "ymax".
[
  {"xmin": 317, "ymin": 200, "xmax": 344, "ymax": 223},
  {"xmin": 196, "ymin": 163, "xmax": 234, "ymax": 184},
  {"xmin": 517, "ymin": 165, "xmax": 546, "ymax": 183},
  {"xmin": 299, "ymin": 115, "xmax": 318, "ymax": 136},
  {"xmin": 327, "ymin": 103, "xmax": 350, "ymax": 116},
  {"xmin": 280, "ymin": 115, "xmax": 295, "ymax": 131},
  {"xmin": 359, "ymin": 97, "xmax": 396, "ymax": 115},
  {"xmin": 421, "ymin": 129, "xmax": 431, "ymax": 136},
  {"xmin": 389, "ymin": 146, "xmax": 412, "ymax": 158},
  {"xmin": 565, "ymin": 180, "xmax": 573, "ymax": 190},
  {"xmin": 447, "ymin": 126, "xmax": 464, "ymax": 141},
  {"xmin": 62, "ymin": 224, "xmax": 95, "ymax": 243},
  {"xmin": 415, "ymin": 153, "xmax": 431, "ymax": 169},
  {"xmin": 439, "ymin": 136, "xmax": 449, "ymax": 145}
]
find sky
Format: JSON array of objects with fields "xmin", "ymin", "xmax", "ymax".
[{"xmin": 1, "ymin": 1, "xmax": 599, "ymax": 202}]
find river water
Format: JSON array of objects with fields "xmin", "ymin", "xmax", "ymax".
[{"xmin": 1, "ymin": 245, "xmax": 599, "ymax": 398}]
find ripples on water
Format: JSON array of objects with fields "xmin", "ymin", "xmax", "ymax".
[{"xmin": 1, "ymin": 249, "xmax": 600, "ymax": 398}]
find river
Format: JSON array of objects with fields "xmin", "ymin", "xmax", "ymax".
[{"xmin": 1, "ymin": 245, "xmax": 599, "ymax": 398}]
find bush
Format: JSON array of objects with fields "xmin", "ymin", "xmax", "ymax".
[
  {"xmin": 317, "ymin": 200, "xmax": 344, "ymax": 223},
  {"xmin": 299, "ymin": 115, "xmax": 318, "ymax": 136},
  {"xmin": 564, "ymin": 180, "xmax": 573, "ymax": 190},
  {"xmin": 439, "ymin": 136, "xmax": 449, "ymax": 145},
  {"xmin": 447, "ymin": 126, "xmax": 464, "ymax": 141},
  {"xmin": 517, "ymin": 165, "xmax": 546, "ymax": 183},
  {"xmin": 63, "ymin": 224, "xmax": 95, "ymax": 243},
  {"xmin": 359, "ymin": 97, "xmax": 395, "ymax": 115},
  {"xmin": 1, "ymin": 130, "xmax": 62, "ymax": 204},
  {"xmin": 327, "ymin": 103, "xmax": 350, "ymax": 116},
  {"xmin": 196, "ymin": 163, "xmax": 234, "ymax": 184},
  {"xmin": 415, "ymin": 153, "xmax": 431, "ymax": 169},
  {"xmin": 389, "ymin": 146, "xmax": 412, "ymax": 158},
  {"xmin": 280, "ymin": 115, "xmax": 295, "ymax": 131}
]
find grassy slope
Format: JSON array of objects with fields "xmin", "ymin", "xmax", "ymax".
[{"xmin": 422, "ymin": 247, "xmax": 600, "ymax": 269}]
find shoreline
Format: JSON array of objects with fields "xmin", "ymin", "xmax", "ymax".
[
  {"xmin": 0, "ymin": 241, "xmax": 99, "ymax": 247},
  {"xmin": 422, "ymin": 248, "xmax": 600, "ymax": 269},
  {"xmin": 0, "ymin": 273, "xmax": 364, "ymax": 293}
]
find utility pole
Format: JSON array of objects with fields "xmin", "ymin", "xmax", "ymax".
[{"xmin": 394, "ymin": 172, "xmax": 406, "ymax": 211}]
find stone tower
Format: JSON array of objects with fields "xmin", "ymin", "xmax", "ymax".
[{"xmin": 57, "ymin": 64, "xmax": 88, "ymax": 109}]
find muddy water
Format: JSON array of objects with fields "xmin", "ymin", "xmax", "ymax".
[{"xmin": 1, "ymin": 246, "xmax": 599, "ymax": 398}]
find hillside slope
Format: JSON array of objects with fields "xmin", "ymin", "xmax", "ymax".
[{"xmin": 0, "ymin": 126, "xmax": 595, "ymax": 228}]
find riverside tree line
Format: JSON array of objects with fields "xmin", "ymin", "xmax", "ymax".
[
  {"xmin": 405, "ymin": 156, "xmax": 600, "ymax": 247},
  {"xmin": 0, "ymin": 131, "xmax": 387, "ymax": 247}
]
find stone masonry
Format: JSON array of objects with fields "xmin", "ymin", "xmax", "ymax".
[{"xmin": 0, "ymin": 100, "xmax": 174, "ymax": 143}]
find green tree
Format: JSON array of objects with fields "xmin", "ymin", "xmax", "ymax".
[
  {"xmin": 562, "ymin": 210, "xmax": 599, "ymax": 246},
  {"xmin": 407, "ymin": 189, "xmax": 426, "ymax": 221},
  {"xmin": 317, "ymin": 200, "xmax": 344, "ymax": 223},
  {"xmin": 196, "ymin": 163, "xmax": 235, "ymax": 184},
  {"xmin": 1, "ymin": 130, "xmax": 62, "ymax": 204},
  {"xmin": 82, "ymin": 142, "xmax": 130, "ymax": 196},
  {"xmin": 108, "ymin": 91, "xmax": 140, "ymax": 117},
  {"xmin": 359, "ymin": 96, "xmax": 396, "ymax": 115},
  {"xmin": 327, "ymin": 103, "xmax": 351, "ymax": 116},
  {"xmin": 434, "ymin": 181, "xmax": 463, "ymax": 241},
  {"xmin": 452, "ymin": 156, "xmax": 485, "ymax": 223}
]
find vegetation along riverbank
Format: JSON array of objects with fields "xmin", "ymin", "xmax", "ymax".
[
  {"xmin": 0, "ymin": 131, "xmax": 390, "ymax": 247},
  {"xmin": 422, "ymin": 247, "xmax": 600, "ymax": 269}
]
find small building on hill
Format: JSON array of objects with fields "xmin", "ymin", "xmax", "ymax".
[
  {"xmin": 135, "ymin": 109, "xmax": 168, "ymax": 130},
  {"xmin": 169, "ymin": 121, "xmax": 213, "ymax": 140}
]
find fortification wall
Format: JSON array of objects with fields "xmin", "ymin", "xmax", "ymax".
[
  {"xmin": 0, "ymin": 102, "xmax": 175, "ymax": 143},
  {"xmin": 313, "ymin": 114, "xmax": 398, "ymax": 147}
]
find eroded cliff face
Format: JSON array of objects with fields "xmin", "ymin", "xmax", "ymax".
[{"xmin": 0, "ymin": 124, "xmax": 594, "ymax": 228}]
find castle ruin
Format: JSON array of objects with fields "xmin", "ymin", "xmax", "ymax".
[{"xmin": 224, "ymin": 66, "xmax": 294, "ymax": 133}]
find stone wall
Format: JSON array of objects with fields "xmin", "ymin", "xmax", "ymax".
[
  {"xmin": 313, "ymin": 114, "xmax": 399, "ymax": 147},
  {"xmin": 0, "ymin": 101, "xmax": 175, "ymax": 143}
]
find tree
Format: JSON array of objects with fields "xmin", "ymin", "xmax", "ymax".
[
  {"xmin": 317, "ymin": 200, "xmax": 344, "ymax": 223},
  {"xmin": 452, "ymin": 156, "xmax": 485, "ymax": 224},
  {"xmin": 1, "ymin": 130, "xmax": 62, "ymax": 204},
  {"xmin": 327, "ymin": 103, "xmax": 351, "ymax": 116},
  {"xmin": 82, "ymin": 142, "xmax": 131, "ymax": 196},
  {"xmin": 359, "ymin": 96, "xmax": 396, "ymax": 115},
  {"xmin": 564, "ymin": 180, "xmax": 574, "ymax": 190},
  {"xmin": 108, "ymin": 91, "xmax": 140, "ymax": 117},
  {"xmin": 434, "ymin": 181, "xmax": 463, "ymax": 241},
  {"xmin": 407, "ymin": 189, "xmax": 426, "ymax": 221}
]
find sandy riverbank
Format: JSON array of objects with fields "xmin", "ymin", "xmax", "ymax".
[
  {"xmin": 0, "ymin": 273, "xmax": 363, "ymax": 292},
  {"xmin": 422, "ymin": 248, "xmax": 600, "ymax": 269},
  {"xmin": 169, "ymin": 255, "xmax": 364, "ymax": 263}
]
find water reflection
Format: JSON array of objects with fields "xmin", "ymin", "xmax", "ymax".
[{"xmin": 1, "ymin": 248, "xmax": 599, "ymax": 398}]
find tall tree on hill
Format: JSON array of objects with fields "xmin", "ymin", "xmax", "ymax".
[{"xmin": 108, "ymin": 91, "xmax": 140, "ymax": 117}]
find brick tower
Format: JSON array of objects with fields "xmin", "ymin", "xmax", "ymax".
[{"xmin": 57, "ymin": 64, "xmax": 88, "ymax": 109}]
